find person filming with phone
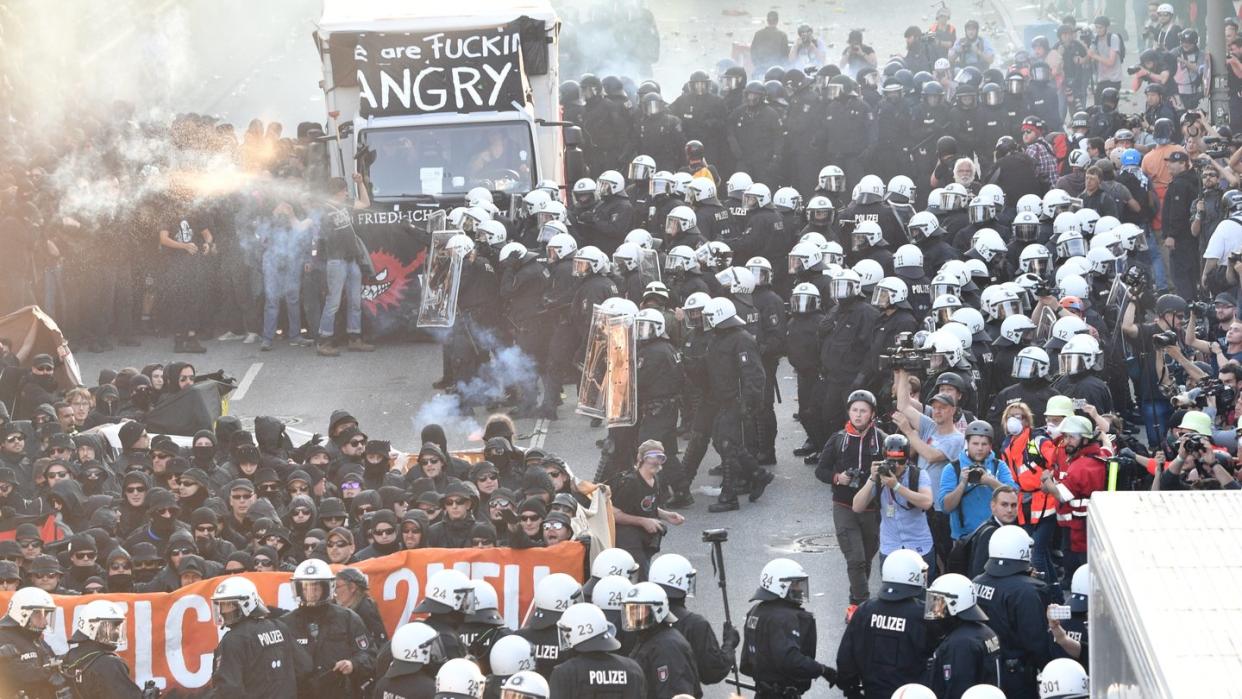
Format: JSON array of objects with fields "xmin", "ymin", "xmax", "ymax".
[{"xmin": 937, "ymin": 420, "xmax": 1017, "ymax": 541}]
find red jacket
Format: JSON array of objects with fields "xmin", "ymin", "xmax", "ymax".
[{"xmin": 1056, "ymin": 442, "xmax": 1109, "ymax": 553}]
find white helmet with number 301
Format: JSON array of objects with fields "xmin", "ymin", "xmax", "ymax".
[
  {"xmin": 1038, "ymin": 658, "xmax": 1089, "ymax": 699},
  {"xmin": 500, "ymin": 670, "xmax": 551, "ymax": 699},
  {"xmin": 435, "ymin": 657, "xmax": 486, "ymax": 699}
]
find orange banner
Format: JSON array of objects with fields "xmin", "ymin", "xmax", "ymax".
[{"xmin": 0, "ymin": 542, "xmax": 584, "ymax": 693}]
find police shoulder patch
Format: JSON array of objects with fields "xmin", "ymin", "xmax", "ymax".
[
  {"xmin": 739, "ymin": 352, "xmax": 750, "ymax": 363},
  {"xmin": 657, "ymin": 665, "xmax": 669, "ymax": 683},
  {"xmin": 356, "ymin": 635, "xmax": 369, "ymax": 650}
]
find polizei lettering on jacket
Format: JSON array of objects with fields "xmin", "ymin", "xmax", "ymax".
[
  {"xmin": 589, "ymin": 670, "xmax": 630, "ymax": 685},
  {"xmin": 869, "ymin": 614, "xmax": 907, "ymax": 632}
]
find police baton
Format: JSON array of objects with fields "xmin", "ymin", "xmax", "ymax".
[{"xmin": 703, "ymin": 528, "xmax": 752, "ymax": 693}]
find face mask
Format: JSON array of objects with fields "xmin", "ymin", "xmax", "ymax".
[
  {"xmin": 107, "ymin": 573, "xmax": 133, "ymax": 590},
  {"xmin": 193, "ymin": 446, "xmax": 215, "ymax": 462},
  {"xmin": 1046, "ymin": 422, "xmax": 1062, "ymax": 438},
  {"xmin": 1005, "ymin": 416, "xmax": 1024, "ymax": 436}
]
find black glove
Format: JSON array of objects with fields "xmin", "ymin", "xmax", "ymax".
[
  {"xmin": 820, "ymin": 664, "xmax": 838, "ymax": 687},
  {"xmin": 721, "ymin": 621, "xmax": 740, "ymax": 651}
]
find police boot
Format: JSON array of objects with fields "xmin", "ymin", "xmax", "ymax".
[
  {"xmin": 793, "ymin": 438, "xmax": 816, "ymax": 457},
  {"xmin": 747, "ymin": 468, "xmax": 774, "ymax": 503},
  {"xmin": 666, "ymin": 485, "xmax": 695, "ymax": 508},
  {"xmin": 708, "ymin": 477, "xmax": 740, "ymax": 513},
  {"xmin": 593, "ymin": 438, "xmax": 616, "ymax": 483}
]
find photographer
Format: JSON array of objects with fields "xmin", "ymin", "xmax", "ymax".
[
  {"xmin": 1131, "ymin": 49, "xmax": 1175, "ymax": 101},
  {"xmin": 948, "ymin": 20, "xmax": 995, "ymax": 70},
  {"xmin": 1154, "ymin": 411, "xmax": 1236, "ymax": 490},
  {"xmin": 904, "ymin": 26, "xmax": 940, "ymax": 75},
  {"xmin": 1055, "ymin": 23, "xmax": 1089, "ymax": 113},
  {"xmin": 1086, "ymin": 16, "xmax": 1124, "ymax": 102},
  {"xmin": 851, "ymin": 434, "xmax": 935, "ymax": 572},
  {"xmin": 938, "ymin": 420, "xmax": 1017, "ymax": 541},
  {"xmin": 838, "ymin": 29, "xmax": 877, "ymax": 79},
  {"xmin": 1122, "ymin": 293, "xmax": 1210, "ymax": 442},
  {"xmin": 789, "ymin": 24, "xmax": 827, "ymax": 71},
  {"xmin": 928, "ymin": 6, "xmax": 957, "ymax": 53},
  {"xmin": 1172, "ymin": 30, "xmax": 1207, "ymax": 111}
]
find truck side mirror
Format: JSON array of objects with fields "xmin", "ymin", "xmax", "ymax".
[{"xmin": 564, "ymin": 125, "xmax": 583, "ymax": 147}]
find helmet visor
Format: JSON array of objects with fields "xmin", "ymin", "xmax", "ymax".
[
  {"xmin": 810, "ymin": 207, "xmax": 835, "ymax": 224},
  {"xmin": 650, "ymin": 178, "xmax": 672, "ymax": 196},
  {"xmin": 824, "ymin": 83, "xmax": 844, "ymax": 99},
  {"xmin": 636, "ymin": 320, "xmax": 660, "ymax": 341},
  {"xmin": 1059, "ymin": 353, "xmax": 1089, "ymax": 375},
  {"xmin": 621, "ymin": 602, "xmax": 655, "ymax": 631},
  {"xmin": 968, "ymin": 203, "xmax": 992, "ymax": 223},
  {"xmin": 983, "ymin": 90, "xmax": 1003, "ymax": 106},
  {"xmin": 295, "ymin": 580, "xmax": 332, "ymax": 606},
  {"xmin": 690, "ymin": 80, "xmax": 710, "ymax": 96},
  {"xmin": 872, "ymin": 288, "xmax": 894, "ymax": 308},
  {"xmin": 572, "ymin": 258, "xmax": 592, "ymax": 277},
  {"xmin": 628, "ymin": 162, "xmax": 653, "ymax": 181},
  {"xmin": 996, "ymin": 298, "xmax": 1022, "ymax": 319},
  {"xmin": 821, "ymin": 174, "xmax": 846, "ymax": 193},
  {"xmin": 538, "ymin": 224, "xmax": 561, "ymax": 245},
  {"xmin": 665, "ymin": 216, "xmax": 686, "ymax": 237},
  {"xmin": 743, "ymin": 193, "xmax": 761, "ymax": 210},
  {"xmin": 684, "ymin": 307, "xmax": 704, "ymax": 330},
  {"xmin": 851, "ymin": 231, "xmax": 871, "ymax": 252},
  {"xmin": 924, "ymin": 590, "xmax": 953, "ymax": 620},
  {"xmin": 1014, "ymin": 222, "xmax": 1039, "ymax": 241},
  {"xmin": 748, "ymin": 266, "xmax": 772, "ymax": 286},
  {"xmin": 788, "ymin": 255, "xmax": 808, "ymax": 274},
  {"xmin": 829, "ymin": 279, "xmax": 857, "ymax": 299},
  {"xmin": 931, "ymin": 282, "xmax": 959, "ymax": 298},
  {"xmin": 1013, "ymin": 355, "xmax": 1045, "ymax": 379},
  {"xmin": 501, "ymin": 690, "xmax": 543, "ymax": 699},
  {"xmin": 1060, "ymin": 238, "xmax": 1086, "ymax": 258},
  {"xmin": 792, "ymin": 294, "xmax": 819, "ymax": 313},
  {"xmin": 213, "ymin": 599, "xmax": 244, "ymax": 627},
  {"xmin": 573, "ymin": 191, "xmax": 596, "ymax": 207},
  {"xmin": 97, "ymin": 619, "xmax": 125, "ymax": 648},
  {"xmin": 935, "ymin": 307, "xmax": 957, "ymax": 325},
  {"xmin": 785, "ymin": 577, "xmax": 809, "ymax": 604}
]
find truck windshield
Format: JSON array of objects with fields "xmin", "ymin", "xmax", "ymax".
[{"xmin": 359, "ymin": 121, "xmax": 535, "ymax": 199}]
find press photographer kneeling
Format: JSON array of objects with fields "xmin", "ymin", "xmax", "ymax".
[{"xmin": 1154, "ymin": 410, "xmax": 1239, "ymax": 490}]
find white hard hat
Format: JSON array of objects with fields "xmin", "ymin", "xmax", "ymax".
[{"xmin": 590, "ymin": 575, "xmax": 635, "ymax": 611}]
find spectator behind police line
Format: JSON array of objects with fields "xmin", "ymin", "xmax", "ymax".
[
  {"xmin": 949, "ymin": 20, "xmax": 995, "ymax": 70},
  {"xmin": 938, "ymin": 420, "xmax": 1017, "ymax": 540},
  {"xmin": 749, "ymin": 11, "xmax": 790, "ymax": 75}
]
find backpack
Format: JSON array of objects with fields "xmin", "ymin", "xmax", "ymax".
[
  {"xmin": 1046, "ymin": 132, "xmax": 1071, "ymax": 175},
  {"xmin": 1109, "ymin": 32, "xmax": 1127, "ymax": 63}
]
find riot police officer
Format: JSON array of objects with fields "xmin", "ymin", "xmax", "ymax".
[
  {"xmin": 582, "ymin": 74, "xmax": 638, "ymax": 173},
  {"xmin": 485, "ymin": 635, "xmax": 537, "ymax": 699},
  {"xmin": 542, "ymin": 230, "xmax": 580, "ymax": 418},
  {"xmin": 413, "ymin": 568, "xmax": 476, "ymax": 661},
  {"xmin": 622, "ymin": 582, "xmax": 702, "ymax": 698},
  {"xmin": 634, "ymin": 309, "xmax": 686, "ymax": 495},
  {"xmin": 840, "ymin": 175, "xmax": 907, "ymax": 250},
  {"xmin": 549, "ymin": 603, "xmax": 646, "ymax": 698},
  {"xmin": 499, "ymin": 242, "xmax": 553, "ymax": 417},
  {"xmin": 726, "ymin": 82, "xmax": 783, "ymax": 185},
  {"xmin": 62, "ymin": 600, "xmax": 143, "ymax": 699},
  {"xmin": 1050, "ymin": 566, "xmax": 1090, "ymax": 665},
  {"xmin": 836, "ymin": 550, "xmax": 931, "ymax": 698},
  {"xmin": 703, "ymin": 297, "xmax": 773, "ymax": 512},
  {"xmin": 686, "ymin": 178, "xmax": 731, "ymax": 243},
  {"xmin": 747, "ymin": 257, "xmax": 787, "ymax": 464},
  {"xmin": 911, "ymin": 82, "xmax": 951, "ymax": 188},
  {"xmin": 448, "ymin": 234, "xmax": 501, "ymax": 403},
  {"xmin": 589, "ymin": 170, "xmax": 637, "ymax": 249},
  {"xmin": 283, "ymin": 559, "xmax": 375, "ymax": 697},
  {"xmin": 948, "ymin": 84, "xmax": 982, "ymax": 164},
  {"xmin": 976, "ymin": 83, "xmax": 1011, "ymax": 173},
  {"xmin": 648, "ymin": 553, "xmax": 738, "ymax": 687},
  {"xmin": 823, "ymin": 75, "xmax": 876, "ymax": 190},
  {"xmin": 0, "ymin": 587, "xmax": 64, "ymax": 699},
  {"xmin": 1038, "ymin": 658, "xmax": 1089, "ymax": 699},
  {"xmin": 208, "ymin": 576, "xmax": 299, "ymax": 698},
  {"xmin": 972, "ymin": 525, "xmax": 1053, "ymax": 699},
  {"xmin": 740, "ymin": 559, "xmax": 837, "ymax": 697},
  {"xmin": 670, "ymin": 71, "xmax": 728, "ymax": 170},
  {"xmin": 638, "ymin": 94, "xmax": 685, "ymax": 171},
  {"xmin": 374, "ymin": 622, "xmax": 443, "ymax": 699},
  {"xmin": 570, "ymin": 246, "xmax": 620, "ymax": 361},
  {"xmin": 517, "ymin": 572, "xmax": 584, "ymax": 677},
  {"xmin": 434, "ymin": 658, "xmax": 487, "ymax": 699},
  {"xmin": 924, "ymin": 573, "xmax": 1002, "ymax": 699},
  {"xmin": 819, "ymin": 269, "xmax": 880, "ymax": 434},
  {"xmin": 872, "ymin": 78, "xmax": 914, "ymax": 182}
]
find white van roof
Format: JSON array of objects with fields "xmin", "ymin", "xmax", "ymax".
[{"xmin": 318, "ymin": 0, "xmax": 557, "ymax": 36}]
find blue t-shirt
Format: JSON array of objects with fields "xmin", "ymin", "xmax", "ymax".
[
  {"xmin": 877, "ymin": 466, "xmax": 934, "ymax": 556},
  {"xmin": 937, "ymin": 451, "xmax": 1017, "ymax": 539},
  {"xmin": 917, "ymin": 414, "xmax": 965, "ymax": 512}
]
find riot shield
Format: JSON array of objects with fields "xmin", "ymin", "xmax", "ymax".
[
  {"xmin": 576, "ymin": 306, "xmax": 637, "ymax": 427},
  {"xmin": 1032, "ymin": 305, "xmax": 1060, "ymax": 343},
  {"xmin": 426, "ymin": 209, "xmax": 447, "ymax": 232},
  {"xmin": 638, "ymin": 248, "xmax": 661, "ymax": 285},
  {"xmin": 417, "ymin": 231, "xmax": 463, "ymax": 328}
]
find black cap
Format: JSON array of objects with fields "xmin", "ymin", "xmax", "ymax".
[
  {"xmin": 1215, "ymin": 292, "xmax": 1237, "ymax": 306},
  {"xmin": 31, "ymin": 354, "xmax": 54, "ymax": 369},
  {"xmin": 1165, "ymin": 150, "xmax": 1189, "ymax": 163},
  {"xmin": 336, "ymin": 567, "xmax": 369, "ymax": 589}
]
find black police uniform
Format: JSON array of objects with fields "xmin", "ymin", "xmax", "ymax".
[
  {"xmin": 670, "ymin": 91, "xmax": 728, "ymax": 169},
  {"xmin": 373, "ymin": 660, "xmax": 436, "ymax": 699},
  {"xmin": 753, "ymin": 284, "xmax": 787, "ymax": 461},
  {"xmin": 976, "ymin": 104, "xmax": 1011, "ymax": 173},
  {"xmin": 973, "ymin": 559, "xmax": 1054, "ymax": 699},
  {"xmin": 351, "ymin": 595, "xmax": 388, "ymax": 649},
  {"xmin": 910, "ymin": 102, "xmax": 951, "ymax": 187},
  {"xmin": 784, "ymin": 89, "xmax": 829, "ymax": 195},
  {"xmin": 740, "ymin": 598, "xmax": 831, "ymax": 697},
  {"xmin": 283, "ymin": 603, "xmax": 376, "ymax": 698},
  {"xmin": 0, "ymin": 616, "xmax": 63, "ymax": 699},
  {"xmin": 948, "ymin": 102, "xmax": 981, "ymax": 163},
  {"xmin": 818, "ymin": 296, "xmax": 880, "ymax": 432},
  {"xmin": 503, "ymin": 253, "xmax": 554, "ymax": 412},
  {"xmin": 62, "ymin": 637, "xmax": 143, "ymax": 699},
  {"xmin": 637, "ymin": 335, "xmax": 685, "ymax": 481},
  {"xmin": 1050, "ymin": 372, "xmax": 1114, "ymax": 414},
  {"xmin": 451, "ymin": 256, "xmax": 501, "ymax": 393},
  {"xmin": 591, "ymin": 193, "xmax": 637, "ymax": 251},
  {"xmin": 572, "ymin": 273, "xmax": 621, "ymax": 361},
  {"xmin": 550, "ymin": 650, "xmax": 646, "ymax": 698},
  {"xmin": 692, "ymin": 197, "xmax": 732, "ymax": 243},
  {"xmin": 638, "ymin": 112, "xmax": 686, "ymax": 173},
  {"xmin": 787, "ymin": 306, "xmax": 827, "ymax": 451},
  {"xmin": 668, "ymin": 599, "xmax": 737, "ymax": 686},
  {"xmin": 516, "ymin": 620, "xmax": 567, "ymax": 678},
  {"xmin": 209, "ymin": 615, "xmax": 299, "ymax": 699},
  {"xmin": 1022, "ymin": 82, "xmax": 1061, "ymax": 133},
  {"xmin": 584, "ymin": 94, "xmax": 638, "ymax": 174},
  {"xmin": 545, "ymin": 255, "xmax": 582, "ymax": 395},
  {"xmin": 630, "ymin": 623, "xmax": 702, "ymax": 698},
  {"xmin": 871, "ymin": 95, "xmax": 914, "ymax": 183},
  {"xmin": 726, "ymin": 103, "xmax": 784, "ymax": 185},
  {"xmin": 925, "ymin": 617, "xmax": 1002, "ymax": 699},
  {"xmin": 823, "ymin": 94, "xmax": 876, "ymax": 191},
  {"xmin": 839, "ymin": 200, "xmax": 907, "ymax": 251},
  {"xmin": 706, "ymin": 321, "xmax": 769, "ymax": 503},
  {"xmin": 835, "ymin": 592, "xmax": 929, "ymax": 698}
]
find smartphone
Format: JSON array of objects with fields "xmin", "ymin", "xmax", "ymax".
[
  {"xmin": 1072, "ymin": 398, "xmax": 1086, "ymax": 410},
  {"xmin": 1048, "ymin": 604, "xmax": 1072, "ymax": 620}
]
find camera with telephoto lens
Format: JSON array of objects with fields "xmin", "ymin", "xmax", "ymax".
[
  {"xmin": 702, "ymin": 528, "xmax": 728, "ymax": 543},
  {"xmin": 1121, "ymin": 265, "xmax": 1149, "ymax": 292},
  {"xmin": 879, "ymin": 331, "xmax": 933, "ymax": 373},
  {"xmin": 1151, "ymin": 330, "xmax": 1178, "ymax": 348},
  {"xmin": 1079, "ymin": 28, "xmax": 1096, "ymax": 45},
  {"xmin": 1034, "ymin": 280, "xmax": 1058, "ymax": 297},
  {"xmin": 1126, "ymin": 64, "xmax": 1143, "ymax": 75},
  {"xmin": 1172, "ymin": 378, "xmax": 1236, "ymax": 410},
  {"xmin": 1205, "ymin": 133, "xmax": 1242, "ymax": 160},
  {"xmin": 1188, "ymin": 299, "xmax": 1213, "ymax": 317},
  {"xmin": 1182, "ymin": 432, "xmax": 1210, "ymax": 455},
  {"xmin": 843, "ymin": 467, "xmax": 867, "ymax": 489}
]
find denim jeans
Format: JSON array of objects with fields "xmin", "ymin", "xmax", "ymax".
[
  {"xmin": 1146, "ymin": 228, "xmax": 1169, "ymax": 291},
  {"xmin": 319, "ymin": 259, "xmax": 362, "ymax": 338},
  {"xmin": 1025, "ymin": 517, "xmax": 1062, "ymax": 602},
  {"xmin": 262, "ymin": 251, "xmax": 302, "ymax": 342}
]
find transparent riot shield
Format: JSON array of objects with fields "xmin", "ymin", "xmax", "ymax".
[
  {"xmin": 638, "ymin": 247, "xmax": 661, "ymax": 286},
  {"xmin": 417, "ymin": 231, "xmax": 463, "ymax": 328},
  {"xmin": 1032, "ymin": 305, "xmax": 1059, "ymax": 343},
  {"xmin": 426, "ymin": 209, "xmax": 447, "ymax": 232},
  {"xmin": 577, "ymin": 306, "xmax": 611, "ymax": 420},
  {"xmin": 1106, "ymin": 276, "xmax": 1133, "ymax": 354},
  {"xmin": 576, "ymin": 306, "xmax": 637, "ymax": 426}
]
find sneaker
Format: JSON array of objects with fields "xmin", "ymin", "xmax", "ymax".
[
  {"xmin": 216, "ymin": 331, "xmax": 245, "ymax": 342},
  {"xmin": 845, "ymin": 604, "xmax": 858, "ymax": 622},
  {"xmin": 348, "ymin": 337, "xmax": 376, "ymax": 352},
  {"xmin": 260, "ymin": 340, "xmax": 272, "ymax": 352},
  {"xmin": 317, "ymin": 342, "xmax": 340, "ymax": 357},
  {"xmin": 242, "ymin": 333, "xmax": 260, "ymax": 344},
  {"xmin": 289, "ymin": 337, "xmax": 313, "ymax": 347}
]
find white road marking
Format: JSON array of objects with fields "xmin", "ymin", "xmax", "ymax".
[
  {"xmin": 232, "ymin": 362, "xmax": 263, "ymax": 401},
  {"xmin": 529, "ymin": 418, "xmax": 548, "ymax": 449}
]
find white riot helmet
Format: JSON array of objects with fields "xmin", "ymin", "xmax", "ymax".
[
  {"xmin": 1053, "ymin": 211, "xmax": 1081, "ymax": 240},
  {"xmin": 1016, "ymin": 193, "xmax": 1043, "ymax": 217},
  {"xmin": 292, "ymin": 558, "xmax": 335, "ymax": 606},
  {"xmin": 753, "ymin": 558, "xmax": 810, "ymax": 604},
  {"xmin": 704, "ymin": 297, "xmax": 739, "ymax": 329},
  {"xmin": 590, "ymin": 575, "xmax": 634, "ymax": 611},
  {"xmin": 599, "ymin": 297, "xmax": 639, "ymax": 320},
  {"xmin": 612, "ymin": 242, "xmax": 642, "ymax": 272},
  {"xmin": 985, "ymin": 525, "xmax": 1033, "ymax": 575},
  {"xmin": 924, "ymin": 573, "xmax": 987, "ymax": 621},
  {"xmin": 969, "ymin": 184, "xmax": 1003, "ymax": 222},
  {"xmin": 1055, "ymin": 257, "xmax": 1091, "ymax": 285},
  {"xmin": 879, "ymin": 549, "xmax": 928, "ymax": 601},
  {"xmin": 461, "ymin": 206, "xmax": 491, "ymax": 233},
  {"xmin": 596, "ymin": 170, "xmax": 625, "ymax": 198},
  {"xmin": 818, "ymin": 165, "xmax": 846, "ymax": 193},
  {"xmin": 648, "ymin": 553, "xmax": 696, "ymax": 598},
  {"xmin": 537, "ymin": 217, "xmax": 568, "ymax": 245},
  {"xmin": 573, "ymin": 246, "xmax": 610, "ymax": 276},
  {"xmin": 799, "ymin": 231, "xmax": 828, "ymax": 249},
  {"xmin": 937, "ymin": 183, "xmax": 970, "ymax": 211},
  {"xmin": 951, "ymin": 307, "xmax": 987, "ymax": 339},
  {"xmin": 466, "ymin": 580, "xmax": 503, "ymax": 626},
  {"xmin": 446, "ymin": 233, "xmax": 475, "ymax": 259},
  {"xmin": 671, "ymin": 172, "xmax": 693, "ymax": 198},
  {"xmin": 940, "ymin": 322, "xmax": 973, "ymax": 354},
  {"xmin": 526, "ymin": 572, "xmax": 584, "ymax": 629},
  {"xmin": 986, "ymin": 285, "xmax": 1023, "ymax": 320},
  {"xmin": 1084, "ymin": 247, "xmax": 1117, "ymax": 277},
  {"xmin": 726, "ymin": 171, "xmax": 754, "ymax": 198},
  {"xmin": 665, "ymin": 206, "xmax": 698, "ymax": 237},
  {"xmin": 773, "ymin": 186, "xmax": 803, "ymax": 212},
  {"xmin": 557, "ymin": 602, "xmax": 620, "ymax": 651},
  {"xmin": 665, "ymin": 245, "xmax": 700, "ymax": 273},
  {"xmin": 625, "ymin": 229, "xmax": 655, "ymax": 249},
  {"xmin": 466, "ymin": 186, "xmax": 494, "ymax": 207},
  {"xmin": 746, "ymin": 256, "xmax": 774, "ymax": 286},
  {"xmin": 649, "ymin": 171, "xmax": 676, "ymax": 197},
  {"xmin": 536, "ymin": 200, "xmax": 568, "ymax": 225},
  {"xmin": 963, "ymin": 258, "xmax": 990, "ymax": 284},
  {"xmin": 416, "ymin": 568, "xmax": 478, "ymax": 615},
  {"xmin": 1055, "ymin": 228, "xmax": 1087, "ymax": 259},
  {"xmin": 1113, "ymin": 223, "xmax": 1143, "ymax": 251},
  {"xmin": 788, "ymin": 241, "xmax": 823, "ymax": 274},
  {"xmin": 211, "ymin": 576, "xmax": 265, "ymax": 627},
  {"xmin": 572, "ymin": 177, "xmax": 598, "ymax": 207},
  {"xmin": 1042, "ymin": 188, "xmax": 1080, "ymax": 218},
  {"xmin": 1076, "ymin": 207, "xmax": 1100, "ymax": 236},
  {"xmin": 435, "ymin": 658, "xmax": 486, "ymax": 699},
  {"xmin": 635, "ymin": 308, "xmax": 667, "ymax": 340},
  {"xmin": 535, "ymin": 179, "xmax": 559, "ymax": 199},
  {"xmin": 1038, "ymin": 658, "xmax": 1090, "ymax": 699},
  {"xmin": 829, "ymin": 268, "xmax": 863, "ymax": 299},
  {"xmin": 1013, "ymin": 346, "xmax": 1051, "ymax": 379},
  {"xmin": 500, "ymin": 671, "xmax": 551, "ymax": 699},
  {"xmin": 1012, "ymin": 210, "xmax": 1041, "ymax": 242},
  {"xmin": 930, "ymin": 271, "xmax": 963, "ymax": 300},
  {"xmin": 893, "ymin": 244, "xmax": 924, "ymax": 271},
  {"xmin": 717, "ymin": 266, "xmax": 756, "ymax": 294},
  {"xmin": 1058, "ymin": 273, "xmax": 1090, "ymax": 300},
  {"xmin": 696, "ymin": 240, "xmax": 734, "ymax": 270},
  {"xmin": 545, "ymin": 231, "xmax": 577, "ymax": 262},
  {"xmin": 499, "ymin": 242, "xmax": 529, "ymax": 266},
  {"xmin": 1050, "ymin": 315, "xmax": 1089, "ymax": 346},
  {"xmin": 1094, "ymin": 215, "xmax": 1120, "ymax": 237},
  {"xmin": 1069, "ymin": 565, "xmax": 1090, "ymax": 613},
  {"xmin": 489, "ymin": 634, "xmax": 536, "ymax": 676},
  {"xmin": 75, "ymin": 599, "xmax": 126, "ymax": 649},
  {"xmin": 822, "ymin": 240, "xmax": 845, "ymax": 266},
  {"xmin": 892, "ymin": 685, "xmax": 938, "ymax": 699},
  {"xmin": 805, "ymin": 196, "xmax": 835, "ymax": 225},
  {"xmin": 962, "ymin": 686, "xmax": 1008, "ymax": 699},
  {"xmin": 686, "ymin": 177, "xmax": 716, "ymax": 204},
  {"xmin": 908, "ymin": 211, "xmax": 941, "ymax": 242},
  {"xmin": 872, "ymin": 277, "xmax": 909, "ymax": 308},
  {"xmin": 887, "ymin": 174, "xmax": 916, "ymax": 202},
  {"xmin": 522, "ymin": 189, "xmax": 550, "ymax": 219},
  {"xmin": 971, "ymin": 228, "xmax": 1006, "ymax": 262},
  {"xmin": 744, "ymin": 182, "xmax": 772, "ymax": 210},
  {"xmin": 1059, "ymin": 334, "xmax": 1101, "ymax": 375},
  {"xmin": 852, "ymin": 220, "xmax": 884, "ymax": 252},
  {"xmin": 682, "ymin": 291, "xmax": 712, "ymax": 328},
  {"xmin": 392, "ymin": 621, "xmax": 447, "ymax": 667},
  {"xmin": 855, "ymin": 174, "xmax": 885, "ymax": 204},
  {"xmin": 791, "ymin": 282, "xmax": 822, "ymax": 313},
  {"xmin": 1067, "ymin": 149, "xmax": 1091, "ymax": 170},
  {"xmin": 621, "ymin": 581, "xmax": 676, "ymax": 631},
  {"xmin": 853, "ymin": 259, "xmax": 884, "ymax": 289},
  {"xmin": 924, "ymin": 329, "xmax": 965, "ymax": 370},
  {"xmin": 477, "ymin": 219, "xmax": 508, "ymax": 248},
  {"xmin": 628, "ymin": 155, "xmax": 656, "ymax": 182},
  {"xmin": 1019, "ymin": 244, "xmax": 1053, "ymax": 276}
]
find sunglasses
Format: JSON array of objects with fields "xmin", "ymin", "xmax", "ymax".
[
  {"xmin": 342, "ymin": 482, "xmax": 362, "ymax": 490},
  {"xmin": 18, "ymin": 540, "xmax": 42, "ymax": 549},
  {"xmin": 476, "ymin": 473, "xmax": 499, "ymax": 483},
  {"xmin": 4, "ymin": 435, "xmax": 25, "ymax": 443},
  {"xmin": 348, "ymin": 439, "xmax": 366, "ymax": 446},
  {"xmin": 125, "ymin": 486, "xmax": 147, "ymax": 494},
  {"xmin": 152, "ymin": 452, "xmax": 172, "ymax": 460},
  {"xmin": 356, "ymin": 506, "xmax": 374, "ymax": 515},
  {"xmin": 31, "ymin": 572, "xmax": 58, "ymax": 579},
  {"xmin": 401, "ymin": 526, "xmax": 421, "ymax": 535},
  {"xmin": 372, "ymin": 527, "xmax": 396, "ymax": 537},
  {"xmin": 288, "ymin": 485, "xmax": 309, "ymax": 494},
  {"xmin": 543, "ymin": 521, "xmax": 568, "ymax": 531},
  {"xmin": 519, "ymin": 514, "xmax": 542, "ymax": 522},
  {"xmin": 292, "ymin": 508, "xmax": 311, "ymax": 516},
  {"xmin": 304, "ymin": 542, "xmax": 321, "ymax": 550},
  {"xmin": 254, "ymin": 558, "xmax": 273, "ymax": 567},
  {"xmin": 417, "ymin": 506, "xmax": 440, "ymax": 514},
  {"xmin": 72, "ymin": 551, "xmax": 97, "ymax": 561},
  {"xmin": 444, "ymin": 498, "xmax": 469, "ymax": 507},
  {"xmin": 170, "ymin": 548, "xmax": 193, "ymax": 556},
  {"xmin": 419, "ymin": 457, "xmax": 442, "ymax": 465},
  {"xmin": 109, "ymin": 562, "xmax": 132, "ymax": 571},
  {"xmin": 326, "ymin": 540, "xmax": 350, "ymax": 549},
  {"xmin": 230, "ymin": 493, "xmax": 253, "ymax": 500},
  {"xmin": 490, "ymin": 499, "xmax": 511, "ymax": 508},
  {"xmin": 156, "ymin": 507, "xmax": 177, "ymax": 516},
  {"xmin": 45, "ymin": 471, "xmax": 70, "ymax": 480}
]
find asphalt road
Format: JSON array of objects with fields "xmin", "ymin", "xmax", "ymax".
[{"xmin": 72, "ymin": 0, "xmax": 1016, "ymax": 695}]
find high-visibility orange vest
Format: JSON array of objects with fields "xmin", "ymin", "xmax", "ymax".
[{"xmin": 1001, "ymin": 429, "xmax": 1058, "ymax": 525}]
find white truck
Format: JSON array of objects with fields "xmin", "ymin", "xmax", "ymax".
[
  {"xmin": 1088, "ymin": 490, "xmax": 1242, "ymax": 697},
  {"xmin": 313, "ymin": 0, "xmax": 563, "ymax": 221}
]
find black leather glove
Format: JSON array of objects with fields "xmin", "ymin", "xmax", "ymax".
[
  {"xmin": 820, "ymin": 664, "xmax": 838, "ymax": 687},
  {"xmin": 721, "ymin": 621, "xmax": 740, "ymax": 651}
]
